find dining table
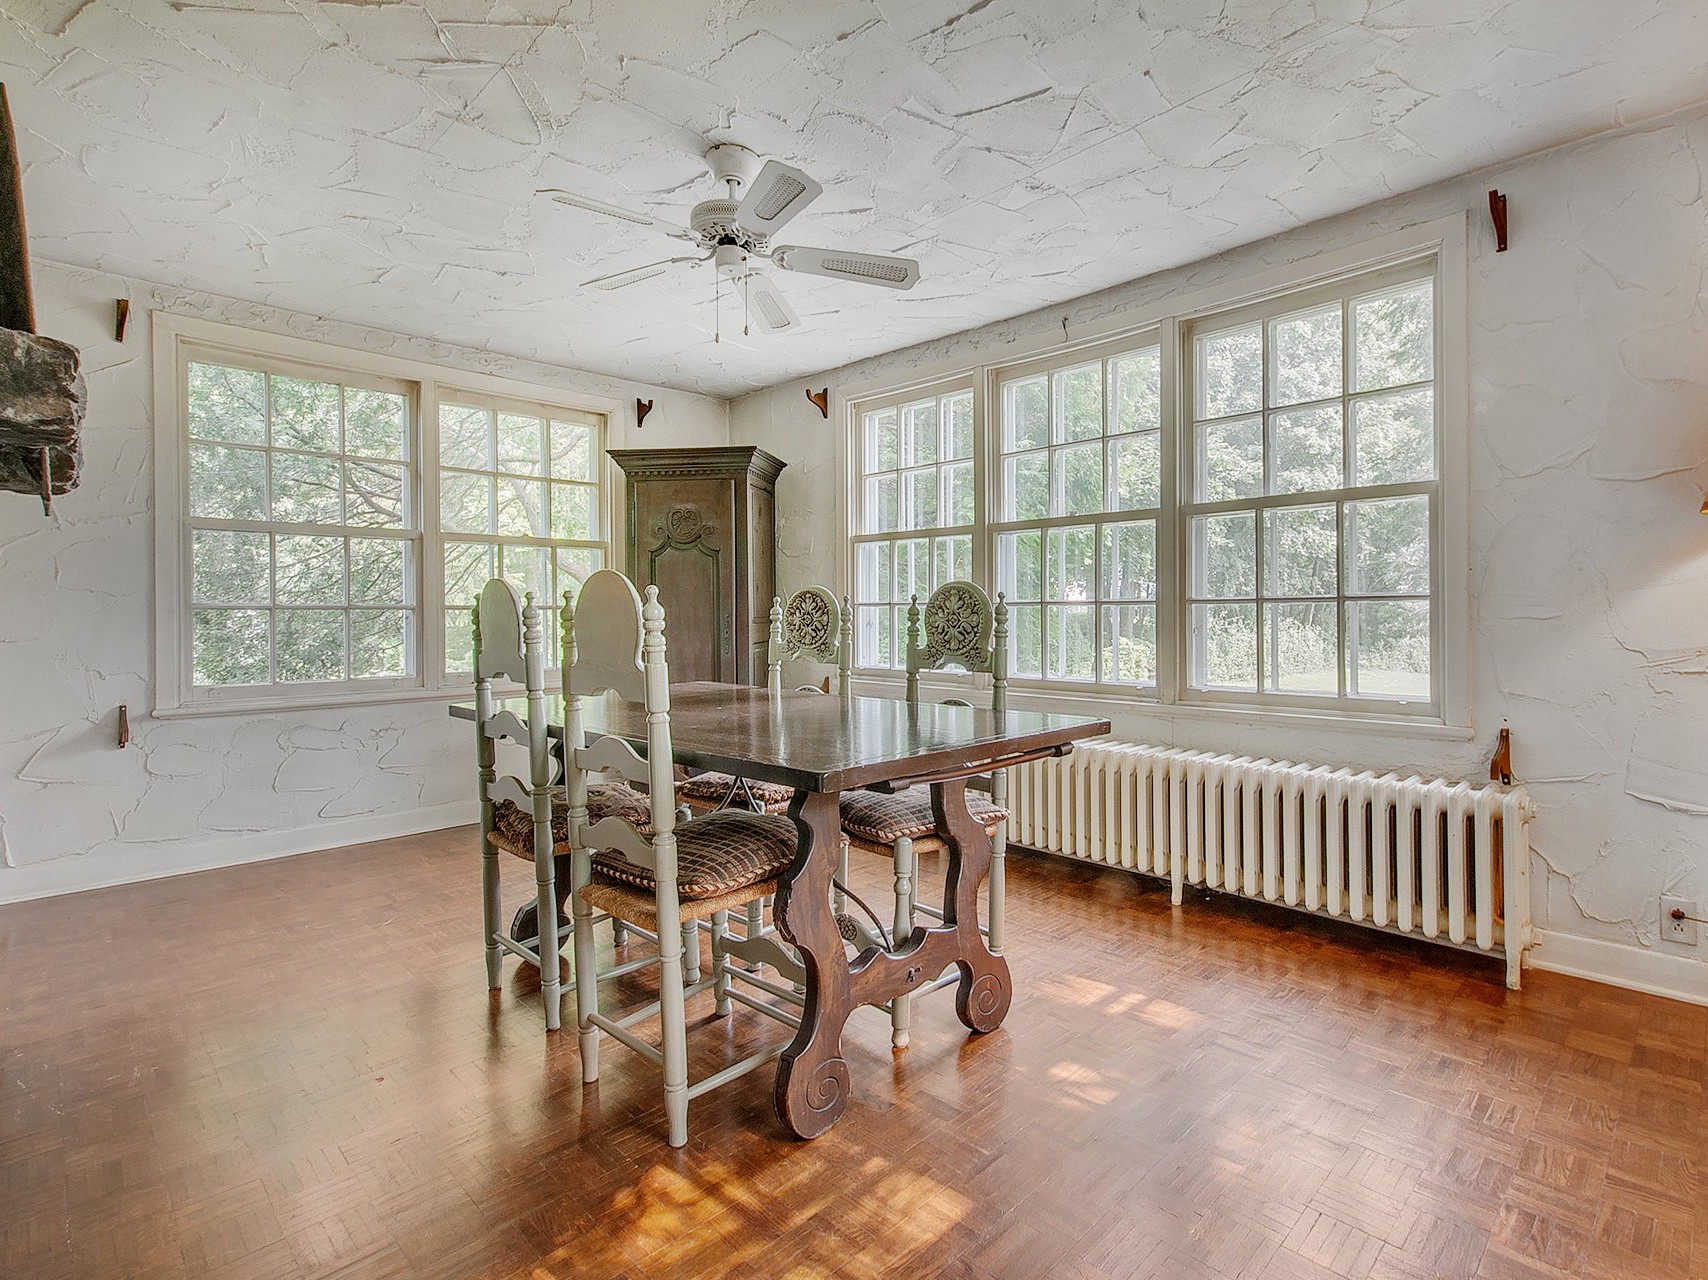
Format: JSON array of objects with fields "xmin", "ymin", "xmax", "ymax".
[{"xmin": 451, "ymin": 681, "xmax": 1110, "ymax": 1139}]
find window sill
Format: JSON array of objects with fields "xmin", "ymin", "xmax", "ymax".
[
  {"xmin": 153, "ymin": 686, "xmax": 471, "ymax": 720},
  {"xmin": 847, "ymin": 673, "xmax": 1476, "ymax": 742}
]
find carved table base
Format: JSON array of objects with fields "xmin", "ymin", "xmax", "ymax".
[{"xmin": 773, "ymin": 777, "xmax": 1011, "ymax": 1139}]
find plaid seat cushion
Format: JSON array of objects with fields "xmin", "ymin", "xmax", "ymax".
[
  {"xmin": 592, "ymin": 810, "xmax": 797, "ymax": 901},
  {"xmin": 677, "ymin": 770, "xmax": 795, "ymax": 813},
  {"xmin": 839, "ymin": 784, "xmax": 1008, "ymax": 845},
  {"xmin": 491, "ymin": 782, "xmax": 652, "ymax": 853}
]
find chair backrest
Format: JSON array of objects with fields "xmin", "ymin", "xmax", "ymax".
[
  {"xmin": 473, "ymin": 578, "xmax": 553, "ymax": 831},
  {"xmin": 904, "ymin": 580, "xmax": 1009, "ymax": 712},
  {"xmin": 766, "ymin": 586, "xmax": 852, "ymax": 695},
  {"xmin": 560, "ymin": 569, "xmax": 677, "ymax": 877}
]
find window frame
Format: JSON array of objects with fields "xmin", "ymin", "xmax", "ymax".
[
  {"xmin": 1175, "ymin": 258, "xmax": 1444, "ymax": 717},
  {"xmin": 987, "ymin": 329, "xmax": 1167, "ymax": 692},
  {"xmin": 847, "ymin": 376, "xmax": 985, "ymax": 673},
  {"xmin": 153, "ymin": 313, "xmax": 624, "ymax": 716},
  {"xmin": 838, "ymin": 215, "xmax": 1470, "ymax": 728}
]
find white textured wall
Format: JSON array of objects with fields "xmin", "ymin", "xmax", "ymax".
[
  {"xmin": 730, "ymin": 107, "xmax": 1708, "ymax": 998},
  {"xmin": 0, "ymin": 261, "xmax": 728, "ymax": 901}
]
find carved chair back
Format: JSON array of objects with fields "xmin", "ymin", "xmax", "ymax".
[
  {"xmin": 560, "ymin": 569, "xmax": 678, "ymax": 878},
  {"xmin": 473, "ymin": 578, "xmax": 553, "ymax": 838},
  {"xmin": 766, "ymin": 586, "xmax": 852, "ymax": 695},
  {"xmin": 903, "ymin": 580, "xmax": 1009, "ymax": 714}
]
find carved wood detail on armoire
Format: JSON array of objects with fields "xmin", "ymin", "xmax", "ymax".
[{"xmin": 608, "ymin": 446, "xmax": 785, "ymax": 686}]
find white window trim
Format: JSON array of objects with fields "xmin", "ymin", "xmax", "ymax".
[
  {"xmin": 846, "ymin": 376, "xmax": 984, "ymax": 672},
  {"xmin": 838, "ymin": 214, "xmax": 1471, "ymax": 730},
  {"xmin": 151, "ymin": 312, "xmax": 632, "ymax": 717}
]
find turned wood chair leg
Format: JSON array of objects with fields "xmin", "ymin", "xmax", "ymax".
[
  {"xmin": 744, "ymin": 899, "xmax": 765, "ymax": 974},
  {"xmin": 571, "ymin": 849, "xmax": 600, "ymax": 1083},
  {"xmin": 681, "ymin": 920, "xmax": 702, "ymax": 984},
  {"xmin": 891, "ymin": 835, "xmax": 915, "ymax": 1050},
  {"xmin": 711, "ymin": 910, "xmax": 733, "ymax": 1017},
  {"xmin": 481, "ymin": 836, "xmax": 502, "ymax": 989},
  {"xmin": 656, "ymin": 890, "xmax": 691, "ymax": 1148}
]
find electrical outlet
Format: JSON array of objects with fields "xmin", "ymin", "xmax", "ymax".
[{"xmin": 1661, "ymin": 897, "xmax": 1698, "ymax": 945}]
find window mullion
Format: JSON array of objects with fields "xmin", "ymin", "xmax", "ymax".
[
  {"xmin": 1157, "ymin": 316, "xmax": 1182, "ymax": 706},
  {"xmin": 419, "ymin": 377, "xmax": 443, "ymax": 691}
]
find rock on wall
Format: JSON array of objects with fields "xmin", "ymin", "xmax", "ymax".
[
  {"xmin": 730, "ymin": 106, "xmax": 1708, "ymax": 995},
  {"xmin": 0, "ymin": 261, "xmax": 728, "ymax": 899}
]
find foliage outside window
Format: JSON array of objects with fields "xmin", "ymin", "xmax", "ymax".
[
  {"xmin": 994, "ymin": 342, "xmax": 1161, "ymax": 685},
  {"xmin": 439, "ymin": 397, "xmax": 604, "ymax": 677},
  {"xmin": 187, "ymin": 360, "xmax": 417, "ymax": 690},
  {"xmin": 1185, "ymin": 268, "xmax": 1436, "ymax": 706},
  {"xmin": 847, "ymin": 255, "xmax": 1444, "ymax": 716},
  {"xmin": 851, "ymin": 386, "xmax": 975, "ymax": 669},
  {"xmin": 177, "ymin": 346, "xmax": 609, "ymax": 703}
]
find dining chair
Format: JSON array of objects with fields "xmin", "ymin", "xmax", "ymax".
[
  {"xmin": 474, "ymin": 578, "xmax": 654, "ymax": 1030},
  {"xmin": 677, "ymin": 586, "xmax": 852, "ymax": 816},
  {"xmin": 840, "ymin": 580, "xmax": 1010, "ymax": 1049},
  {"xmin": 565, "ymin": 570, "xmax": 802, "ymax": 1147}
]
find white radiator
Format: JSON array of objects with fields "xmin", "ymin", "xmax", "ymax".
[{"xmin": 1009, "ymin": 740, "xmax": 1535, "ymax": 988}]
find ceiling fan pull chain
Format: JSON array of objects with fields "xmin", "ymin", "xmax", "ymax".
[{"xmin": 743, "ymin": 272, "xmax": 751, "ymax": 337}]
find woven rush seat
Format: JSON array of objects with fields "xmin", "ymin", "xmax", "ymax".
[
  {"xmin": 489, "ymin": 782, "xmax": 652, "ymax": 858},
  {"xmin": 677, "ymin": 770, "xmax": 795, "ymax": 814},
  {"xmin": 840, "ymin": 784, "xmax": 1008, "ymax": 849},
  {"xmin": 590, "ymin": 810, "xmax": 796, "ymax": 900}
]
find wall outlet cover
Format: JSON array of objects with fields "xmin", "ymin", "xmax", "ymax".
[{"xmin": 1660, "ymin": 897, "xmax": 1698, "ymax": 945}]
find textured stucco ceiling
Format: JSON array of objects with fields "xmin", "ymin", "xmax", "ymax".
[{"xmin": 5, "ymin": 1, "xmax": 1708, "ymax": 399}]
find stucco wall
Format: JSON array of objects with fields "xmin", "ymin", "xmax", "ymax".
[
  {"xmin": 729, "ymin": 107, "xmax": 1708, "ymax": 1000},
  {"xmin": 0, "ymin": 261, "xmax": 729, "ymax": 901}
]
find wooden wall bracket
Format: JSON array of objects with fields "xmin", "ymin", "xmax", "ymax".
[
  {"xmin": 636, "ymin": 397, "xmax": 653, "ymax": 429},
  {"xmin": 1489, "ymin": 725, "xmax": 1513, "ymax": 785},
  {"xmin": 805, "ymin": 387, "xmax": 829, "ymax": 419},
  {"xmin": 117, "ymin": 704, "xmax": 130, "ymax": 749},
  {"xmin": 1488, "ymin": 189, "xmax": 1508, "ymax": 252},
  {"xmin": 114, "ymin": 298, "xmax": 129, "ymax": 342}
]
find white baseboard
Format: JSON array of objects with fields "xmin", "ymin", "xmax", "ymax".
[
  {"xmin": 1527, "ymin": 928, "xmax": 1708, "ymax": 1008},
  {"xmin": 0, "ymin": 800, "xmax": 479, "ymax": 905}
]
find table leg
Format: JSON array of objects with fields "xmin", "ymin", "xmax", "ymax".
[
  {"xmin": 773, "ymin": 788, "xmax": 853, "ymax": 1139},
  {"xmin": 931, "ymin": 777, "xmax": 1013, "ymax": 1034}
]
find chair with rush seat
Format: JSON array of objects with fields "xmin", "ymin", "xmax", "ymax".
[
  {"xmin": 840, "ymin": 580, "xmax": 1011, "ymax": 1049},
  {"xmin": 565, "ymin": 570, "xmax": 802, "ymax": 1147},
  {"xmin": 473, "ymin": 578, "xmax": 652, "ymax": 1030},
  {"xmin": 677, "ymin": 585, "xmax": 852, "ymax": 816}
]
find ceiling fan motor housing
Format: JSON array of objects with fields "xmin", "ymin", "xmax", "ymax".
[{"xmin": 713, "ymin": 242, "xmax": 751, "ymax": 276}]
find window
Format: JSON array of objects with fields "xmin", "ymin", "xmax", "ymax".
[
  {"xmin": 994, "ymin": 341, "xmax": 1161, "ymax": 685},
  {"xmin": 185, "ymin": 359, "xmax": 419, "ymax": 692},
  {"xmin": 158, "ymin": 319, "xmax": 613, "ymax": 711},
  {"xmin": 437, "ymin": 395, "xmax": 605, "ymax": 677},
  {"xmin": 851, "ymin": 385, "xmax": 975, "ymax": 669},
  {"xmin": 1184, "ymin": 267, "xmax": 1436, "ymax": 708},
  {"xmin": 846, "ymin": 245, "xmax": 1452, "ymax": 719}
]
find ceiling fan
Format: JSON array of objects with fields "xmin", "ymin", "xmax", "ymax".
[{"xmin": 538, "ymin": 142, "xmax": 920, "ymax": 335}]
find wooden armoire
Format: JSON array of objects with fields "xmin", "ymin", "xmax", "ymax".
[{"xmin": 608, "ymin": 446, "xmax": 784, "ymax": 686}]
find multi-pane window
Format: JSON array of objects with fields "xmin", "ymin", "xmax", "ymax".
[
  {"xmin": 1184, "ymin": 268, "xmax": 1435, "ymax": 705},
  {"xmin": 171, "ymin": 338, "xmax": 611, "ymax": 706},
  {"xmin": 438, "ymin": 397, "xmax": 604, "ymax": 676},
  {"xmin": 994, "ymin": 342, "xmax": 1161, "ymax": 684},
  {"xmin": 847, "ymin": 253, "xmax": 1445, "ymax": 716},
  {"xmin": 851, "ymin": 386, "xmax": 975, "ymax": 668},
  {"xmin": 186, "ymin": 360, "xmax": 417, "ymax": 690}
]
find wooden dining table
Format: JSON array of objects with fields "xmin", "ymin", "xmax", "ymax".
[{"xmin": 451, "ymin": 681, "xmax": 1109, "ymax": 1139}]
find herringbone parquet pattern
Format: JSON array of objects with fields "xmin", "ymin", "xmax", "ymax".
[{"xmin": 2, "ymin": 828, "xmax": 1702, "ymax": 1279}]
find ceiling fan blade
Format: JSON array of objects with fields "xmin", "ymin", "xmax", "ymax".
[
  {"xmin": 739, "ymin": 272, "xmax": 803, "ymax": 334},
  {"xmin": 537, "ymin": 188, "xmax": 698, "ymax": 243},
  {"xmin": 734, "ymin": 160, "xmax": 822, "ymax": 236},
  {"xmin": 771, "ymin": 245, "xmax": 919, "ymax": 291},
  {"xmin": 582, "ymin": 256, "xmax": 703, "ymax": 291}
]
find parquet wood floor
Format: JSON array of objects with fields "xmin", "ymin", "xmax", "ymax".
[{"xmin": 2, "ymin": 828, "xmax": 1703, "ymax": 1280}]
